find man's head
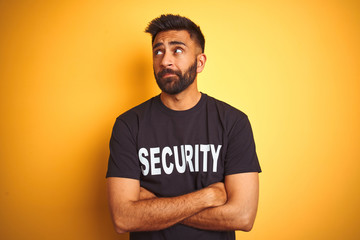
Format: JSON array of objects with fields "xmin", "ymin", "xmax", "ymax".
[
  {"xmin": 145, "ymin": 15, "xmax": 206, "ymax": 95},
  {"xmin": 145, "ymin": 14, "xmax": 205, "ymax": 53}
]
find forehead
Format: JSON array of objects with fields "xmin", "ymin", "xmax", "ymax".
[{"xmin": 153, "ymin": 30, "xmax": 195, "ymax": 48}]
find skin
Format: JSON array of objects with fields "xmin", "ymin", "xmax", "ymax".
[
  {"xmin": 140, "ymin": 173, "xmax": 259, "ymax": 231},
  {"xmin": 107, "ymin": 30, "xmax": 259, "ymax": 234},
  {"xmin": 152, "ymin": 30, "xmax": 206, "ymax": 110},
  {"xmin": 107, "ymin": 178, "xmax": 227, "ymax": 233}
]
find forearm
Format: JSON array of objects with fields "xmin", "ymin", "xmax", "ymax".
[
  {"xmin": 111, "ymin": 185, "xmax": 226, "ymax": 233},
  {"xmin": 181, "ymin": 201, "xmax": 255, "ymax": 231},
  {"xmin": 118, "ymin": 191, "xmax": 209, "ymax": 232},
  {"xmin": 182, "ymin": 173, "xmax": 259, "ymax": 232}
]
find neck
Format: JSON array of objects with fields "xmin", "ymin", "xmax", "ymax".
[{"xmin": 160, "ymin": 82, "xmax": 201, "ymax": 111}]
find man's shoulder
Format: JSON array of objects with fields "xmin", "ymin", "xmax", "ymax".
[
  {"xmin": 205, "ymin": 94, "xmax": 248, "ymax": 120},
  {"xmin": 116, "ymin": 95, "xmax": 159, "ymax": 122}
]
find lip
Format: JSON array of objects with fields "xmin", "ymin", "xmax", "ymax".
[{"xmin": 162, "ymin": 73, "xmax": 177, "ymax": 78}]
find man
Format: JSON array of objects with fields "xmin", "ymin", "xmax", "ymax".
[{"xmin": 106, "ymin": 14, "xmax": 261, "ymax": 240}]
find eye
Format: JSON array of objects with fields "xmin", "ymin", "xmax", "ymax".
[
  {"xmin": 154, "ymin": 49, "xmax": 163, "ymax": 55},
  {"xmin": 174, "ymin": 48, "xmax": 183, "ymax": 54}
]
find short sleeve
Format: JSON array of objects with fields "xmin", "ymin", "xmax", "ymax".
[
  {"xmin": 106, "ymin": 118, "xmax": 141, "ymax": 179},
  {"xmin": 224, "ymin": 115, "xmax": 261, "ymax": 175}
]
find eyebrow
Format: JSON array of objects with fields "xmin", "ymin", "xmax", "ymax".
[{"xmin": 153, "ymin": 41, "xmax": 187, "ymax": 49}]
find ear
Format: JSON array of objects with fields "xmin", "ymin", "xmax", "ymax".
[{"xmin": 196, "ymin": 53, "xmax": 207, "ymax": 73}]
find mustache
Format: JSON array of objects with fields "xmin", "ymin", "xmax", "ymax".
[{"xmin": 157, "ymin": 68, "xmax": 181, "ymax": 78}]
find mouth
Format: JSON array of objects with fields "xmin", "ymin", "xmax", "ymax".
[
  {"xmin": 158, "ymin": 68, "xmax": 180, "ymax": 79},
  {"xmin": 162, "ymin": 73, "xmax": 177, "ymax": 78}
]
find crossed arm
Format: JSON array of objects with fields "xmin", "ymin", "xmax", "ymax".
[{"xmin": 107, "ymin": 172, "xmax": 259, "ymax": 234}]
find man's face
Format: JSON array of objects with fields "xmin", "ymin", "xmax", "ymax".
[{"xmin": 152, "ymin": 30, "xmax": 201, "ymax": 95}]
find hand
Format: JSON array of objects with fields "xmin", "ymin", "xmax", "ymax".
[
  {"xmin": 207, "ymin": 182, "xmax": 227, "ymax": 207},
  {"xmin": 139, "ymin": 187, "xmax": 157, "ymax": 200}
]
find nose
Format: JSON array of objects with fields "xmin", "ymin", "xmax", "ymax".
[{"xmin": 160, "ymin": 51, "xmax": 173, "ymax": 68}]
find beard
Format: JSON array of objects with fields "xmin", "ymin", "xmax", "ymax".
[{"xmin": 154, "ymin": 59, "xmax": 198, "ymax": 95}]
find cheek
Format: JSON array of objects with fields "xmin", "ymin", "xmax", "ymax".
[
  {"xmin": 153, "ymin": 55, "xmax": 164, "ymax": 64},
  {"xmin": 152, "ymin": 60, "xmax": 160, "ymax": 71}
]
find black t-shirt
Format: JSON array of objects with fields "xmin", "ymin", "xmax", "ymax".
[{"xmin": 106, "ymin": 93, "xmax": 261, "ymax": 240}]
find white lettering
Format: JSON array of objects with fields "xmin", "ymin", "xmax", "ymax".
[
  {"xmin": 175, "ymin": 146, "xmax": 186, "ymax": 173},
  {"xmin": 162, "ymin": 146, "xmax": 174, "ymax": 174},
  {"xmin": 211, "ymin": 144, "xmax": 222, "ymax": 172},
  {"xmin": 150, "ymin": 147, "xmax": 161, "ymax": 175},
  {"xmin": 138, "ymin": 144, "xmax": 222, "ymax": 176},
  {"xmin": 200, "ymin": 144, "xmax": 211, "ymax": 172},
  {"xmin": 194, "ymin": 144, "xmax": 199, "ymax": 172},
  {"xmin": 138, "ymin": 148, "xmax": 149, "ymax": 176},
  {"xmin": 184, "ymin": 145, "xmax": 194, "ymax": 172}
]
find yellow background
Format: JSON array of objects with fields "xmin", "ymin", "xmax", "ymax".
[{"xmin": 1, "ymin": 0, "xmax": 359, "ymax": 239}]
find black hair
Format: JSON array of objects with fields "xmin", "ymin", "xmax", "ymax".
[{"xmin": 145, "ymin": 14, "xmax": 205, "ymax": 53}]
